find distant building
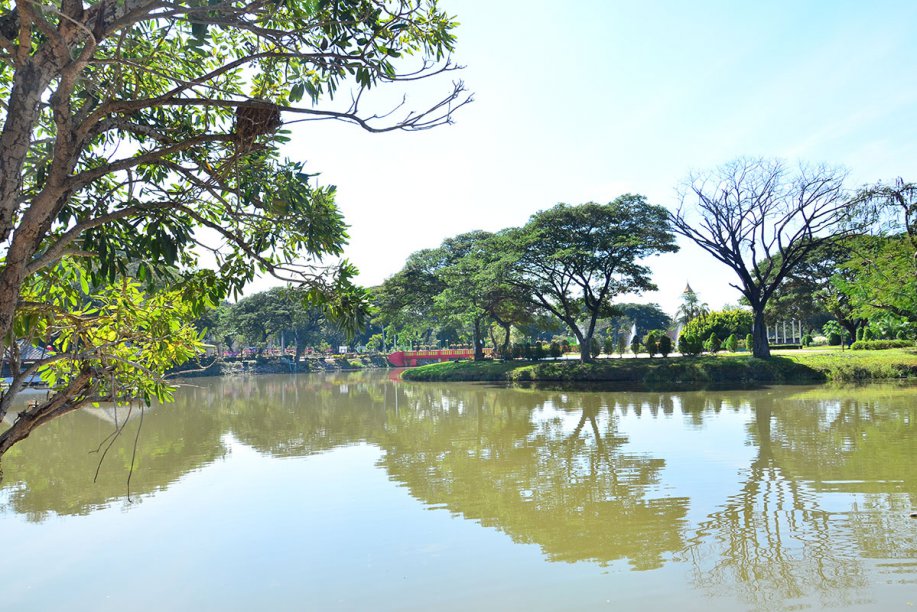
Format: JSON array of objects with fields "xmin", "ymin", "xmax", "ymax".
[{"xmin": 2, "ymin": 341, "xmax": 52, "ymax": 384}]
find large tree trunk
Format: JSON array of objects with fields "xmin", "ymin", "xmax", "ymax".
[
  {"xmin": 491, "ymin": 315, "xmax": 512, "ymax": 360},
  {"xmin": 473, "ymin": 318, "xmax": 484, "ymax": 361},
  {"xmin": 576, "ymin": 331, "xmax": 592, "ymax": 363},
  {"xmin": 0, "ymin": 370, "xmax": 93, "ymax": 457},
  {"xmin": 500, "ymin": 324, "xmax": 511, "ymax": 359},
  {"xmin": 751, "ymin": 308, "xmax": 771, "ymax": 359}
]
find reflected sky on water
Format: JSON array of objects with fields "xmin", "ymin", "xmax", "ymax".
[{"xmin": 1, "ymin": 373, "xmax": 914, "ymax": 610}]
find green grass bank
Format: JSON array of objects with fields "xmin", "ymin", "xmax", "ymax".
[{"xmin": 400, "ymin": 348, "xmax": 917, "ymax": 387}]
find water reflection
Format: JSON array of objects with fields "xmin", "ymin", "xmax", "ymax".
[
  {"xmin": 682, "ymin": 388, "xmax": 916, "ymax": 609},
  {"xmin": 377, "ymin": 387, "xmax": 689, "ymax": 569},
  {"xmin": 1, "ymin": 375, "xmax": 914, "ymax": 604}
]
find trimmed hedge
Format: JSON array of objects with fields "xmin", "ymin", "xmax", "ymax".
[
  {"xmin": 851, "ymin": 340, "xmax": 914, "ymax": 350},
  {"xmin": 401, "ymin": 349, "xmax": 917, "ymax": 386},
  {"xmin": 769, "ymin": 344, "xmax": 803, "ymax": 350}
]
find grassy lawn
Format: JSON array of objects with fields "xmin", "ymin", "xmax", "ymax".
[{"xmin": 401, "ymin": 348, "xmax": 917, "ymax": 387}]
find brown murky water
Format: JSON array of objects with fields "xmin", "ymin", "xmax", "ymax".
[{"xmin": 2, "ymin": 373, "xmax": 914, "ymax": 610}]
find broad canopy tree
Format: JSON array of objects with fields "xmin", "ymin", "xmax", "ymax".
[
  {"xmin": 505, "ymin": 196, "xmax": 678, "ymax": 362},
  {"xmin": 670, "ymin": 159, "xmax": 853, "ymax": 359},
  {"xmin": 0, "ymin": 0, "xmax": 469, "ymax": 457},
  {"xmin": 221, "ymin": 286, "xmax": 325, "ymax": 361},
  {"xmin": 759, "ymin": 238, "xmax": 861, "ymax": 336},
  {"xmin": 836, "ymin": 235, "xmax": 916, "ymax": 327},
  {"xmin": 373, "ymin": 244, "xmax": 452, "ymax": 347},
  {"xmin": 375, "ymin": 230, "xmax": 523, "ymax": 360},
  {"xmin": 841, "ymin": 178, "xmax": 917, "ymax": 326}
]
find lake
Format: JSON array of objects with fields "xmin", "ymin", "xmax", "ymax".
[{"xmin": 1, "ymin": 372, "xmax": 914, "ymax": 610}]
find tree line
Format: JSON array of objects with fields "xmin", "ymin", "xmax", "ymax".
[
  {"xmin": 376, "ymin": 160, "xmax": 914, "ymax": 362},
  {"xmin": 0, "ymin": 0, "xmax": 913, "ymax": 459},
  {"xmin": 373, "ymin": 195, "xmax": 677, "ymax": 361}
]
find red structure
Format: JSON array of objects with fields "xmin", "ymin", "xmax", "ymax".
[{"xmin": 387, "ymin": 348, "xmax": 491, "ymax": 367}]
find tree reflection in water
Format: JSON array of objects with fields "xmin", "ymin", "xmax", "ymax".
[
  {"xmin": 377, "ymin": 387, "xmax": 689, "ymax": 569},
  {"xmin": 681, "ymin": 387, "xmax": 916, "ymax": 609},
  {"xmin": 1, "ymin": 374, "xmax": 914, "ymax": 602}
]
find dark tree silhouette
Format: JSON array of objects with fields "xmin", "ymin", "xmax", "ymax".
[{"xmin": 670, "ymin": 159, "xmax": 853, "ymax": 358}]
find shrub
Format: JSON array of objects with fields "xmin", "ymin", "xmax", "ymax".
[
  {"xmin": 630, "ymin": 336, "xmax": 642, "ymax": 356},
  {"xmin": 745, "ymin": 333, "xmax": 754, "ymax": 352},
  {"xmin": 643, "ymin": 331, "xmax": 659, "ymax": 357},
  {"xmin": 855, "ymin": 327, "xmax": 865, "ymax": 341},
  {"xmin": 678, "ymin": 332, "xmax": 703, "ymax": 356},
  {"xmin": 682, "ymin": 309, "xmax": 753, "ymax": 342},
  {"xmin": 590, "ymin": 337, "xmax": 601, "ymax": 358},
  {"xmin": 602, "ymin": 336, "xmax": 614, "ymax": 356},
  {"xmin": 801, "ymin": 333, "xmax": 812, "ymax": 347},
  {"xmin": 851, "ymin": 339, "xmax": 913, "ymax": 350},
  {"xmin": 532, "ymin": 342, "xmax": 546, "ymax": 361},
  {"xmin": 725, "ymin": 333, "xmax": 738, "ymax": 352},
  {"xmin": 822, "ymin": 321, "xmax": 847, "ymax": 346},
  {"xmin": 704, "ymin": 332, "xmax": 721, "ymax": 354},
  {"xmin": 863, "ymin": 327, "xmax": 876, "ymax": 341},
  {"xmin": 615, "ymin": 334, "xmax": 628, "ymax": 357},
  {"xmin": 549, "ymin": 341, "xmax": 562, "ymax": 359},
  {"xmin": 365, "ymin": 334, "xmax": 383, "ymax": 352},
  {"xmin": 658, "ymin": 334, "xmax": 673, "ymax": 357}
]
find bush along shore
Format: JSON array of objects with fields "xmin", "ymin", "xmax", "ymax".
[
  {"xmin": 400, "ymin": 349, "xmax": 917, "ymax": 387},
  {"xmin": 170, "ymin": 355, "xmax": 390, "ymax": 378}
]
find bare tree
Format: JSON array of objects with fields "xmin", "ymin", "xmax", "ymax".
[{"xmin": 669, "ymin": 159, "xmax": 851, "ymax": 358}]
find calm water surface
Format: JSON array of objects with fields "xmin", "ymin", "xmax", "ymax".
[{"xmin": 1, "ymin": 372, "xmax": 914, "ymax": 611}]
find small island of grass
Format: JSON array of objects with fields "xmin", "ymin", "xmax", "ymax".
[{"xmin": 401, "ymin": 348, "xmax": 917, "ymax": 388}]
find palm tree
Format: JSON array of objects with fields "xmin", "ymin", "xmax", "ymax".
[{"xmin": 676, "ymin": 283, "xmax": 709, "ymax": 325}]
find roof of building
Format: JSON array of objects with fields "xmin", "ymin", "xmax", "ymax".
[{"xmin": 4, "ymin": 341, "xmax": 53, "ymax": 363}]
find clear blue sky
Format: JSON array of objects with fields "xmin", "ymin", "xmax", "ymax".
[{"xmin": 276, "ymin": 0, "xmax": 917, "ymax": 315}]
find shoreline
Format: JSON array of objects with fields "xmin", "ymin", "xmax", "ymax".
[
  {"xmin": 169, "ymin": 354, "xmax": 390, "ymax": 378},
  {"xmin": 400, "ymin": 349, "xmax": 917, "ymax": 389}
]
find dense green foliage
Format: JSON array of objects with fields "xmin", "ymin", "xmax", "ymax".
[
  {"xmin": 681, "ymin": 310, "xmax": 753, "ymax": 344},
  {"xmin": 851, "ymin": 340, "xmax": 914, "ymax": 350},
  {"xmin": 704, "ymin": 333, "xmax": 722, "ymax": 354},
  {"xmin": 504, "ymin": 196, "xmax": 678, "ymax": 361},
  {"xmin": 207, "ymin": 286, "xmax": 357, "ymax": 360},
  {"xmin": 403, "ymin": 349, "xmax": 917, "ymax": 386},
  {"xmin": 643, "ymin": 331, "xmax": 661, "ymax": 357},
  {"xmin": 373, "ymin": 231, "xmax": 528, "ymax": 359},
  {"xmin": 630, "ymin": 336, "xmax": 642, "ymax": 356},
  {"xmin": 604, "ymin": 303, "xmax": 673, "ymax": 340},
  {"xmin": 657, "ymin": 334, "xmax": 673, "ymax": 358},
  {"xmin": 640, "ymin": 329, "xmax": 672, "ymax": 358},
  {"xmin": 822, "ymin": 320, "xmax": 848, "ymax": 346},
  {"xmin": 678, "ymin": 332, "xmax": 703, "ymax": 357},
  {"xmin": 0, "ymin": 0, "xmax": 468, "ymax": 455},
  {"xmin": 836, "ymin": 235, "xmax": 916, "ymax": 326},
  {"xmin": 376, "ymin": 196, "xmax": 678, "ymax": 362}
]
